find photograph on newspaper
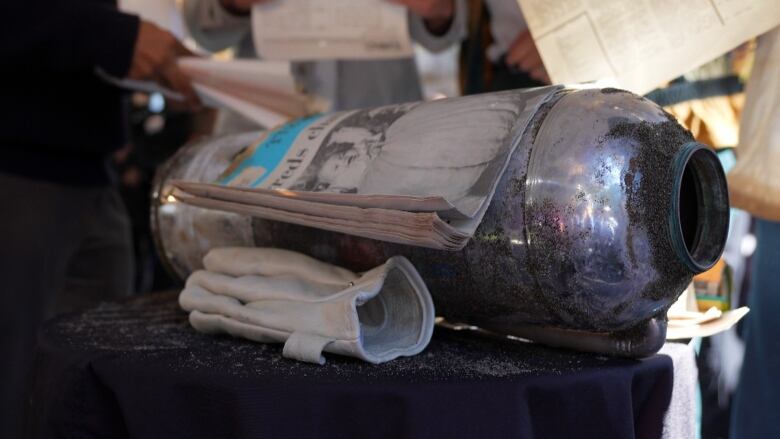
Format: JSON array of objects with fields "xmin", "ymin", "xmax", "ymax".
[{"xmin": 213, "ymin": 87, "xmax": 560, "ymax": 219}]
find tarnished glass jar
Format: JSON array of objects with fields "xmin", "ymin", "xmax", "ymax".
[{"xmin": 152, "ymin": 87, "xmax": 729, "ymax": 357}]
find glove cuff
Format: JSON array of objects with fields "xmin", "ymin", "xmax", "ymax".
[
  {"xmin": 344, "ymin": 256, "xmax": 436, "ymax": 364},
  {"xmin": 280, "ymin": 256, "xmax": 435, "ymax": 364}
]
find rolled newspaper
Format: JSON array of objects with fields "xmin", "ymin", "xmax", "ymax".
[{"xmin": 727, "ymin": 27, "xmax": 780, "ymax": 220}]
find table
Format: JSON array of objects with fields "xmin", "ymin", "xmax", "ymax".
[{"xmin": 29, "ymin": 292, "xmax": 695, "ymax": 438}]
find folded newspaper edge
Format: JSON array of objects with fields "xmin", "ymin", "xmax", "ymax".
[
  {"xmin": 174, "ymin": 190, "xmax": 470, "ymax": 251},
  {"xmin": 178, "ymin": 58, "xmax": 298, "ymax": 92},
  {"xmin": 179, "ymin": 58, "xmax": 323, "ymax": 115},
  {"xmin": 177, "ymin": 58, "xmax": 330, "ymax": 128},
  {"xmin": 193, "ymin": 83, "xmax": 290, "ymax": 129},
  {"xmin": 174, "ymin": 180, "xmax": 462, "ymax": 217},
  {"xmin": 172, "ymin": 183, "xmax": 462, "ymax": 230}
]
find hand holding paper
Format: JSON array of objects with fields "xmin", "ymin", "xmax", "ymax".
[
  {"xmin": 128, "ymin": 21, "xmax": 200, "ymax": 107},
  {"xmin": 506, "ymin": 30, "xmax": 550, "ymax": 84}
]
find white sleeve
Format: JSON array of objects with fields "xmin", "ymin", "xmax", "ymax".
[
  {"xmin": 408, "ymin": 0, "xmax": 467, "ymax": 53},
  {"xmin": 182, "ymin": 0, "xmax": 252, "ymax": 53}
]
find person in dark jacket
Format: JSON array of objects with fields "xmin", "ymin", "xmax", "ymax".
[{"xmin": 0, "ymin": 2, "xmax": 198, "ymax": 436}]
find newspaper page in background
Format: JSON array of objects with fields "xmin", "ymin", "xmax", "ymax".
[
  {"xmin": 177, "ymin": 58, "xmax": 329, "ymax": 127},
  {"xmin": 518, "ymin": 0, "xmax": 780, "ymax": 94},
  {"xmin": 251, "ymin": 0, "xmax": 414, "ymax": 60}
]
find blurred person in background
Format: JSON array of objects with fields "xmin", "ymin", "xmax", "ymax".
[
  {"xmin": 0, "ymin": 2, "xmax": 198, "ymax": 436},
  {"xmin": 460, "ymin": 0, "xmax": 550, "ymax": 94},
  {"xmin": 115, "ymin": 92, "xmax": 217, "ymax": 294},
  {"xmin": 183, "ymin": 0, "xmax": 467, "ymax": 133},
  {"xmin": 729, "ymin": 26, "xmax": 780, "ymax": 439}
]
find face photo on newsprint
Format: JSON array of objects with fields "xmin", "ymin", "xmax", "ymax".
[{"xmin": 293, "ymin": 104, "xmax": 414, "ymax": 193}]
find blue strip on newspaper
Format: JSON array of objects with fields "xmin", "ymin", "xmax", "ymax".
[{"xmin": 219, "ymin": 114, "xmax": 321, "ymax": 187}]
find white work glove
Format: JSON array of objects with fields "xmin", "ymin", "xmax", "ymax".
[{"xmin": 179, "ymin": 247, "xmax": 435, "ymax": 364}]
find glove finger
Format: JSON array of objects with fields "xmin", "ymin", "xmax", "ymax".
[
  {"xmin": 188, "ymin": 270, "xmax": 344, "ymax": 303},
  {"xmin": 181, "ymin": 284, "xmax": 340, "ymax": 335},
  {"xmin": 188, "ymin": 310, "xmax": 286, "ymax": 343},
  {"xmin": 203, "ymin": 247, "xmax": 358, "ymax": 285},
  {"xmin": 245, "ymin": 299, "xmax": 359, "ymax": 340},
  {"xmin": 180, "ymin": 284, "xmax": 267, "ymax": 326},
  {"xmin": 179, "ymin": 283, "xmax": 240, "ymax": 313}
]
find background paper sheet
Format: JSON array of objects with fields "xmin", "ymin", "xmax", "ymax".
[
  {"xmin": 518, "ymin": 0, "xmax": 780, "ymax": 94},
  {"xmin": 252, "ymin": 0, "xmax": 414, "ymax": 60}
]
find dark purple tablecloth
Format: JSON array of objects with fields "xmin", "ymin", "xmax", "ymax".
[{"xmin": 30, "ymin": 292, "xmax": 677, "ymax": 439}]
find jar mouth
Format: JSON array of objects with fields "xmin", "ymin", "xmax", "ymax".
[{"xmin": 669, "ymin": 143, "xmax": 730, "ymax": 273}]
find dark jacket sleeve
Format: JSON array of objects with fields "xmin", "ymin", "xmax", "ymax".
[{"xmin": 0, "ymin": 0, "xmax": 140, "ymax": 77}]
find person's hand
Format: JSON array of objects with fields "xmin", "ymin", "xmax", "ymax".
[
  {"xmin": 388, "ymin": 0, "xmax": 454, "ymax": 35},
  {"xmin": 128, "ymin": 21, "xmax": 200, "ymax": 108},
  {"xmin": 506, "ymin": 29, "xmax": 550, "ymax": 84},
  {"xmin": 220, "ymin": 0, "xmax": 272, "ymax": 15}
]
